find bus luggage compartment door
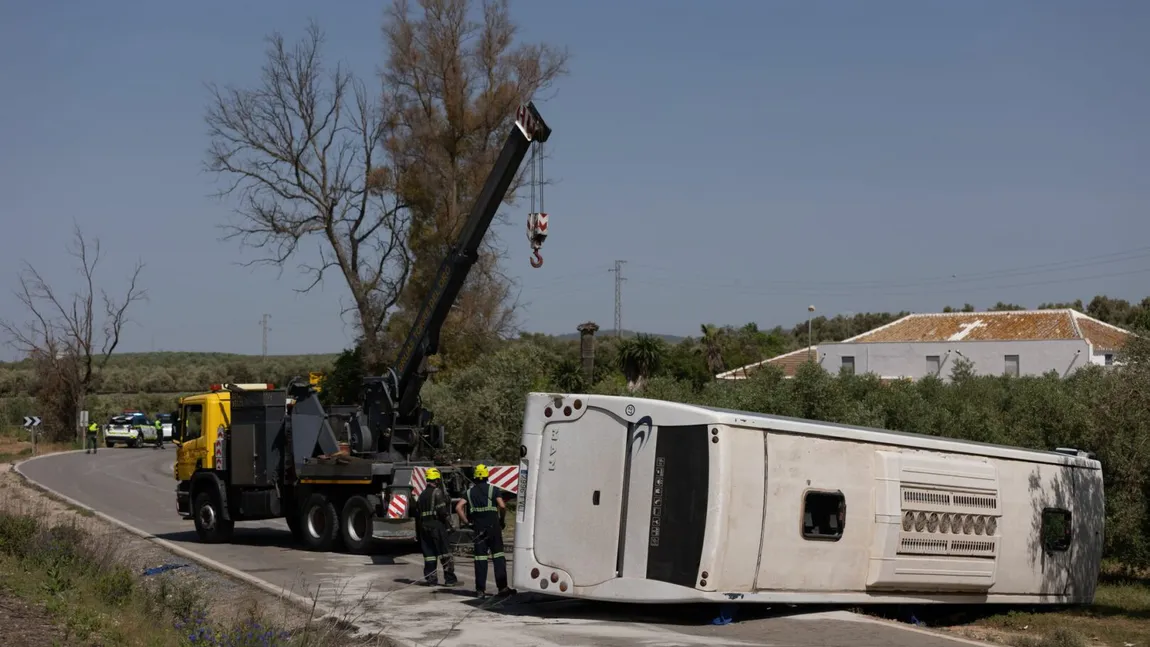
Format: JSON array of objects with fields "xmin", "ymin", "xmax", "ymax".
[{"xmin": 532, "ymin": 408, "xmax": 627, "ymax": 587}]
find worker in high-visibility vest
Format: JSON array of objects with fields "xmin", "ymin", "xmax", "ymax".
[
  {"xmin": 86, "ymin": 421, "xmax": 99, "ymax": 454},
  {"xmin": 153, "ymin": 418, "xmax": 164, "ymax": 449},
  {"xmin": 455, "ymin": 464, "xmax": 513, "ymax": 598},
  {"xmin": 414, "ymin": 468, "xmax": 458, "ymax": 586}
]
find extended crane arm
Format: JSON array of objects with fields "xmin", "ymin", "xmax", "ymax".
[{"xmin": 390, "ymin": 102, "xmax": 552, "ymax": 419}]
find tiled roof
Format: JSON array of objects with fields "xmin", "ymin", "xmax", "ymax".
[
  {"xmin": 717, "ymin": 309, "xmax": 1136, "ymax": 380},
  {"xmin": 1074, "ymin": 316, "xmax": 1132, "ymax": 352},
  {"xmin": 839, "ymin": 309, "xmax": 1133, "ymax": 349},
  {"xmin": 715, "ymin": 346, "xmax": 816, "ymax": 380}
]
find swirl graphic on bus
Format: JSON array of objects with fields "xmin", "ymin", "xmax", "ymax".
[{"xmin": 630, "ymin": 415, "xmax": 653, "ymax": 453}]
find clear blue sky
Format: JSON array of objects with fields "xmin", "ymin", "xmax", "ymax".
[{"xmin": 1, "ymin": 0, "xmax": 1147, "ymax": 358}]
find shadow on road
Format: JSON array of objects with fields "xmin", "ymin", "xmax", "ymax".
[
  {"xmin": 156, "ymin": 528, "xmax": 295, "ymax": 549},
  {"xmin": 470, "ymin": 592, "xmax": 837, "ymax": 626},
  {"xmin": 153, "ymin": 528, "xmax": 422, "ymax": 565}
]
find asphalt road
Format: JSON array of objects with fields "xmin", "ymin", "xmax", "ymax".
[{"xmin": 18, "ymin": 447, "xmax": 995, "ymax": 647}]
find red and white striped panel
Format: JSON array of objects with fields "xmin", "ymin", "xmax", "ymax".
[
  {"xmin": 408, "ymin": 465, "xmax": 519, "ymax": 497},
  {"xmin": 488, "ymin": 466, "xmax": 519, "ymax": 492},
  {"xmin": 411, "ymin": 467, "xmax": 427, "ymax": 496},
  {"xmin": 387, "ymin": 493, "xmax": 408, "ymax": 519}
]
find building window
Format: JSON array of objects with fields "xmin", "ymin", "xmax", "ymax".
[
  {"xmin": 926, "ymin": 355, "xmax": 940, "ymax": 375},
  {"xmin": 1004, "ymin": 354, "xmax": 1019, "ymax": 377},
  {"xmin": 1041, "ymin": 508, "xmax": 1071, "ymax": 552},
  {"xmin": 1104, "ymin": 354, "xmax": 1114, "ymax": 366},
  {"xmin": 841, "ymin": 356, "xmax": 855, "ymax": 375},
  {"xmin": 802, "ymin": 490, "xmax": 845, "ymax": 541}
]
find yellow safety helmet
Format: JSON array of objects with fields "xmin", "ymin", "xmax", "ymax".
[
  {"xmin": 425, "ymin": 467, "xmax": 441, "ymax": 481},
  {"xmin": 473, "ymin": 464, "xmax": 489, "ymax": 479}
]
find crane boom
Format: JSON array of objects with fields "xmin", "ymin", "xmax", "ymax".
[
  {"xmin": 359, "ymin": 102, "xmax": 551, "ymax": 457},
  {"xmin": 170, "ymin": 103, "xmax": 557, "ymax": 550}
]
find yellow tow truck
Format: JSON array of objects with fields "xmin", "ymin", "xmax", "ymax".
[{"xmin": 169, "ymin": 101, "xmax": 549, "ymax": 552}]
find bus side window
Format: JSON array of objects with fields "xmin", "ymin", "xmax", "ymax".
[
  {"xmin": 1041, "ymin": 508, "xmax": 1072, "ymax": 552},
  {"xmin": 183, "ymin": 405, "xmax": 204, "ymax": 441},
  {"xmin": 802, "ymin": 490, "xmax": 846, "ymax": 541}
]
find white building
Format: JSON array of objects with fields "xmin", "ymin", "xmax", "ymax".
[{"xmin": 717, "ymin": 309, "xmax": 1133, "ymax": 382}]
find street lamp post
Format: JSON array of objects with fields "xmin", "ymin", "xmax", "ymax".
[{"xmin": 807, "ymin": 305, "xmax": 815, "ymax": 361}]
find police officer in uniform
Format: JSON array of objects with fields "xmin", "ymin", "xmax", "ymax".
[
  {"xmin": 455, "ymin": 464, "xmax": 513, "ymax": 598},
  {"xmin": 86, "ymin": 421, "xmax": 99, "ymax": 454},
  {"xmin": 414, "ymin": 468, "xmax": 458, "ymax": 586},
  {"xmin": 153, "ymin": 417, "xmax": 164, "ymax": 449}
]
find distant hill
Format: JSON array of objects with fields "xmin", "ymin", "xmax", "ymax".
[
  {"xmin": 0, "ymin": 351, "xmax": 339, "ymax": 370},
  {"xmin": 547, "ymin": 329, "xmax": 686, "ymax": 344},
  {"xmin": 0, "ymin": 331, "xmax": 695, "ymax": 371}
]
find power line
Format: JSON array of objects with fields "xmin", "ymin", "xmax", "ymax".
[
  {"xmin": 609, "ymin": 260, "xmax": 626, "ymax": 338},
  {"xmin": 520, "ymin": 246, "xmax": 1150, "ymax": 295},
  {"xmin": 625, "ymin": 266, "xmax": 1150, "ymax": 300},
  {"xmin": 626, "ymin": 245, "xmax": 1150, "ymax": 289}
]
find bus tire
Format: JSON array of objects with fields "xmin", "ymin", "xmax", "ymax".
[
  {"xmin": 193, "ymin": 491, "xmax": 234, "ymax": 543},
  {"xmin": 340, "ymin": 495, "xmax": 375, "ymax": 554},
  {"xmin": 299, "ymin": 493, "xmax": 340, "ymax": 552}
]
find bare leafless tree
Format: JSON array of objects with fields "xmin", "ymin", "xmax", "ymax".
[
  {"xmin": 0, "ymin": 224, "xmax": 146, "ymax": 442},
  {"xmin": 205, "ymin": 21, "xmax": 412, "ymax": 365},
  {"xmin": 381, "ymin": 0, "xmax": 569, "ymax": 370}
]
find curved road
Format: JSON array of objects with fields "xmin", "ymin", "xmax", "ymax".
[{"xmin": 18, "ymin": 447, "xmax": 992, "ymax": 647}]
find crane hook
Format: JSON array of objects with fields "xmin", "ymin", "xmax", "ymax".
[{"xmin": 527, "ymin": 142, "xmax": 548, "ymax": 269}]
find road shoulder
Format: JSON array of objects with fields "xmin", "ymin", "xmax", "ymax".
[{"xmin": 7, "ymin": 453, "xmax": 398, "ymax": 646}]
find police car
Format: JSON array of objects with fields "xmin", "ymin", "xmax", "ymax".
[{"xmin": 104, "ymin": 411, "xmax": 158, "ymax": 448}]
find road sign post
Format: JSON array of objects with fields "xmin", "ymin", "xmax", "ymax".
[{"xmin": 22, "ymin": 416, "xmax": 41, "ymax": 455}]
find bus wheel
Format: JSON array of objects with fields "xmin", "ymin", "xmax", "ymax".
[
  {"xmin": 193, "ymin": 491, "xmax": 234, "ymax": 543},
  {"xmin": 299, "ymin": 493, "xmax": 339, "ymax": 552},
  {"xmin": 340, "ymin": 495, "xmax": 375, "ymax": 554}
]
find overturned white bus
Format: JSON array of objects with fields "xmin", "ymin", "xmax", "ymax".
[{"xmin": 512, "ymin": 392, "xmax": 1103, "ymax": 605}]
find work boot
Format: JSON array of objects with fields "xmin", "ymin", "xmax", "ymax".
[
  {"xmin": 443, "ymin": 574, "xmax": 459, "ymax": 586},
  {"xmin": 496, "ymin": 587, "xmax": 516, "ymax": 597},
  {"xmin": 475, "ymin": 589, "xmax": 488, "ymax": 599}
]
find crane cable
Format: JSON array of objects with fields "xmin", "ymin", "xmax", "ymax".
[{"xmin": 527, "ymin": 142, "xmax": 548, "ymax": 268}]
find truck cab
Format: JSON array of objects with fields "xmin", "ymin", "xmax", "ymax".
[{"xmin": 172, "ymin": 383, "xmax": 275, "ymax": 518}]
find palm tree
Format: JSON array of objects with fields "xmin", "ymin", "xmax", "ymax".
[
  {"xmin": 551, "ymin": 358, "xmax": 585, "ymax": 392},
  {"xmin": 616, "ymin": 334, "xmax": 666, "ymax": 391},
  {"xmin": 697, "ymin": 323, "xmax": 726, "ymax": 375}
]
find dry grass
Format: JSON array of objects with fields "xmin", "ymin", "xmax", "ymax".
[
  {"xmin": 0, "ymin": 428, "xmax": 74, "ymax": 463},
  {"xmin": 0, "ymin": 467, "xmax": 395, "ymax": 646},
  {"xmin": 919, "ymin": 569, "xmax": 1150, "ymax": 647}
]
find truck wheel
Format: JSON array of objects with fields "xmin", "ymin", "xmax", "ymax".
[
  {"xmin": 340, "ymin": 495, "xmax": 375, "ymax": 554},
  {"xmin": 299, "ymin": 493, "xmax": 340, "ymax": 552},
  {"xmin": 105, "ymin": 441, "xmax": 114, "ymax": 448},
  {"xmin": 193, "ymin": 491, "xmax": 234, "ymax": 543}
]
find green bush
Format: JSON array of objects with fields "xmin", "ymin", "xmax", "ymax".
[{"xmin": 419, "ymin": 331, "xmax": 1150, "ymax": 569}]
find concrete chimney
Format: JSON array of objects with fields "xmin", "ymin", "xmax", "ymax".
[{"xmin": 577, "ymin": 321, "xmax": 600, "ymax": 387}]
